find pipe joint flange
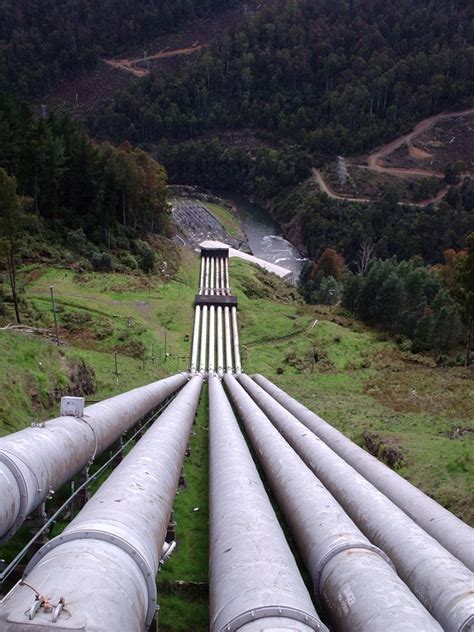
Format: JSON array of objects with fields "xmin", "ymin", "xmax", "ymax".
[
  {"xmin": 0, "ymin": 450, "xmax": 30, "ymax": 543},
  {"xmin": 25, "ymin": 529, "xmax": 157, "ymax": 626},
  {"xmin": 315, "ymin": 541, "xmax": 394, "ymax": 602},
  {"xmin": 220, "ymin": 605, "xmax": 325, "ymax": 631},
  {"xmin": 460, "ymin": 614, "xmax": 474, "ymax": 632}
]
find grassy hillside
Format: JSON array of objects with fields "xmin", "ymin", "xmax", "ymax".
[{"xmin": 0, "ymin": 252, "xmax": 472, "ymax": 629}]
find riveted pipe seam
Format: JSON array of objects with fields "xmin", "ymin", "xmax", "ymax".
[
  {"xmin": 25, "ymin": 528, "xmax": 157, "ymax": 625},
  {"xmin": 222, "ymin": 606, "xmax": 325, "ymax": 632}
]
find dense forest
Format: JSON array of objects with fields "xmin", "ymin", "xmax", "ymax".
[
  {"xmin": 278, "ymin": 180, "xmax": 474, "ymax": 265},
  {"xmin": 94, "ymin": 0, "xmax": 474, "ymax": 153},
  {"xmin": 298, "ymin": 241, "xmax": 474, "ymax": 362},
  {"xmin": 0, "ymin": 95, "xmax": 170, "ymax": 271},
  {"xmin": 0, "ymin": 0, "xmax": 237, "ymax": 98},
  {"xmin": 87, "ymin": 0, "xmax": 474, "ymax": 269},
  {"xmin": 341, "ymin": 257, "xmax": 464, "ymax": 354}
]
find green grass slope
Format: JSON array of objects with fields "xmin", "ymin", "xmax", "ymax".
[{"xmin": 0, "ymin": 252, "xmax": 472, "ymax": 630}]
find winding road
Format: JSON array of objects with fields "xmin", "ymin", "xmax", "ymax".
[{"xmin": 314, "ymin": 106, "xmax": 474, "ymax": 206}]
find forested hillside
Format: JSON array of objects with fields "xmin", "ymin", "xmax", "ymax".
[
  {"xmin": 94, "ymin": 0, "xmax": 473, "ymax": 152},
  {"xmin": 85, "ymin": 0, "xmax": 474, "ymax": 267},
  {"xmin": 0, "ymin": 0, "xmax": 237, "ymax": 98},
  {"xmin": 0, "ymin": 95, "xmax": 170, "ymax": 270}
]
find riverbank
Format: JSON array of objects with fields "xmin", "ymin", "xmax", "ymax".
[{"xmin": 169, "ymin": 185, "xmax": 306, "ymax": 284}]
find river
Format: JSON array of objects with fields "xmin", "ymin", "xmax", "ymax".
[{"xmin": 223, "ymin": 193, "xmax": 306, "ymax": 284}]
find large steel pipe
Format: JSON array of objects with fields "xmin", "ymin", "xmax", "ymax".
[
  {"xmin": 199, "ymin": 305, "xmax": 208, "ymax": 372},
  {"xmin": 224, "ymin": 306, "xmax": 233, "ymax": 373},
  {"xmin": 209, "ymin": 306, "xmax": 216, "ymax": 374},
  {"xmin": 231, "ymin": 306, "xmax": 242, "ymax": 374},
  {"xmin": 253, "ymin": 375, "xmax": 474, "ymax": 570},
  {"xmin": 210, "ymin": 258, "xmax": 215, "ymax": 295},
  {"xmin": 240, "ymin": 375, "xmax": 474, "ymax": 632},
  {"xmin": 0, "ymin": 372, "xmax": 188, "ymax": 542},
  {"xmin": 217, "ymin": 306, "xmax": 224, "ymax": 376},
  {"xmin": 204, "ymin": 257, "xmax": 210, "ymax": 294},
  {"xmin": 224, "ymin": 376, "xmax": 442, "ymax": 631},
  {"xmin": 224, "ymin": 258, "xmax": 230, "ymax": 293},
  {"xmin": 219, "ymin": 258, "xmax": 226, "ymax": 294},
  {"xmin": 208, "ymin": 376, "xmax": 326, "ymax": 632},
  {"xmin": 199, "ymin": 256, "xmax": 205, "ymax": 293},
  {"xmin": 190, "ymin": 306, "xmax": 201, "ymax": 373},
  {"xmin": 0, "ymin": 376, "xmax": 203, "ymax": 632}
]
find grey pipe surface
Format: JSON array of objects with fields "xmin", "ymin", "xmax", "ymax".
[
  {"xmin": 225, "ymin": 376, "xmax": 442, "ymax": 632},
  {"xmin": 204, "ymin": 257, "xmax": 210, "ymax": 295},
  {"xmin": 220, "ymin": 258, "xmax": 226, "ymax": 294},
  {"xmin": 239, "ymin": 375, "xmax": 474, "ymax": 632},
  {"xmin": 224, "ymin": 306, "xmax": 233, "ymax": 373},
  {"xmin": 0, "ymin": 376, "xmax": 203, "ymax": 632},
  {"xmin": 199, "ymin": 256, "xmax": 205, "ymax": 293},
  {"xmin": 190, "ymin": 305, "xmax": 201, "ymax": 373},
  {"xmin": 231, "ymin": 306, "xmax": 242, "ymax": 374},
  {"xmin": 225, "ymin": 258, "xmax": 230, "ymax": 293},
  {"xmin": 209, "ymin": 306, "xmax": 216, "ymax": 374},
  {"xmin": 253, "ymin": 374, "xmax": 474, "ymax": 570},
  {"xmin": 0, "ymin": 372, "xmax": 188, "ymax": 542},
  {"xmin": 208, "ymin": 376, "xmax": 326, "ymax": 632},
  {"xmin": 217, "ymin": 306, "xmax": 224, "ymax": 376},
  {"xmin": 210, "ymin": 258, "xmax": 215, "ymax": 295},
  {"xmin": 199, "ymin": 305, "xmax": 208, "ymax": 372},
  {"xmin": 215, "ymin": 258, "xmax": 221, "ymax": 295}
]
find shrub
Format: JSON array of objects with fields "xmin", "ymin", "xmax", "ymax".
[{"xmin": 91, "ymin": 252, "xmax": 114, "ymax": 272}]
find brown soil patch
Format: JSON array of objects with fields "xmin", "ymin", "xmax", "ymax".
[
  {"xmin": 364, "ymin": 365, "xmax": 473, "ymax": 421},
  {"xmin": 104, "ymin": 44, "xmax": 204, "ymax": 78},
  {"xmin": 41, "ymin": 0, "xmax": 272, "ymax": 121},
  {"xmin": 409, "ymin": 145, "xmax": 433, "ymax": 160},
  {"xmin": 369, "ymin": 108, "xmax": 474, "ymax": 173}
]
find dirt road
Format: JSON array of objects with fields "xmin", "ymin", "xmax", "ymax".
[
  {"xmin": 367, "ymin": 107, "xmax": 474, "ymax": 175},
  {"xmin": 314, "ymin": 107, "xmax": 474, "ymax": 206},
  {"xmin": 104, "ymin": 44, "xmax": 203, "ymax": 77}
]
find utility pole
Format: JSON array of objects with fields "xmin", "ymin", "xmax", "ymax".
[
  {"xmin": 50, "ymin": 286, "xmax": 60, "ymax": 346},
  {"xmin": 114, "ymin": 351, "xmax": 120, "ymax": 385}
]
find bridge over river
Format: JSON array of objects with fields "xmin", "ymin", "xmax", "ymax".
[{"xmin": 0, "ymin": 247, "xmax": 472, "ymax": 632}]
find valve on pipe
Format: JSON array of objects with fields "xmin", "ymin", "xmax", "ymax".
[
  {"xmin": 252, "ymin": 374, "xmax": 474, "ymax": 571},
  {"xmin": 224, "ymin": 375, "xmax": 442, "ymax": 632},
  {"xmin": 0, "ymin": 372, "xmax": 188, "ymax": 543},
  {"xmin": 208, "ymin": 376, "xmax": 327, "ymax": 632},
  {"xmin": 0, "ymin": 376, "xmax": 203, "ymax": 632},
  {"xmin": 240, "ymin": 375, "xmax": 474, "ymax": 632}
]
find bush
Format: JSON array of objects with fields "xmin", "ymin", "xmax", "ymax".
[
  {"xmin": 120, "ymin": 252, "xmax": 139, "ymax": 270},
  {"xmin": 62, "ymin": 311, "xmax": 93, "ymax": 333},
  {"xmin": 91, "ymin": 252, "xmax": 114, "ymax": 272},
  {"xmin": 133, "ymin": 239, "xmax": 155, "ymax": 273}
]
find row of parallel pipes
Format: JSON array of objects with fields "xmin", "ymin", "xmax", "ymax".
[
  {"xmin": 253, "ymin": 374, "xmax": 474, "ymax": 571},
  {"xmin": 224, "ymin": 375, "xmax": 444, "ymax": 631},
  {"xmin": 208, "ymin": 375, "xmax": 327, "ymax": 632},
  {"xmin": 0, "ymin": 376, "xmax": 203, "ymax": 631},
  {"xmin": 190, "ymin": 251, "xmax": 241, "ymax": 375},
  {"xmin": 228, "ymin": 375, "xmax": 474, "ymax": 632},
  {"xmin": 1, "ymin": 245, "xmax": 472, "ymax": 632},
  {"xmin": 0, "ymin": 373, "xmax": 188, "ymax": 542}
]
